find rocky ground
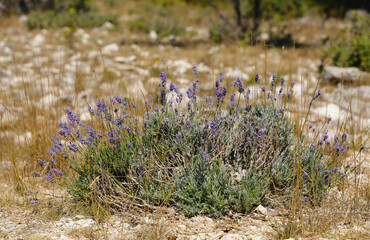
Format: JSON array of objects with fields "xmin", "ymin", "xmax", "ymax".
[{"xmin": 0, "ymin": 13, "xmax": 369, "ymax": 240}]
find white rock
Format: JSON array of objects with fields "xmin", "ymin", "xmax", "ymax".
[
  {"xmin": 102, "ymin": 21, "xmax": 114, "ymax": 29},
  {"xmin": 225, "ymin": 67, "xmax": 249, "ymax": 80},
  {"xmin": 322, "ymin": 66, "xmax": 369, "ymax": 83},
  {"xmin": 31, "ymin": 34, "xmax": 45, "ymax": 47},
  {"xmin": 255, "ymin": 205, "xmax": 267, "ymax": 215},
  {"xmin": 208, "ymin": 45, "xmax": 224, "ymax": 54},
  {"xmin": 312, "ymin": 103, "xmax": 341, "ymax": 120},
  {"xmin": 178, "ymin": 224, "xmax": 186, "ymax": 229},
  {"xmin": 169, "ymin": 59, "xmax": 192, "ymax": 75},
  {"xmin": 102, "ymin": 43, "xmax": 119, "ymax": 55},
  {"xmin": 115, "ymin": 55, "xmax": 136, "ymax": 63},
  {"xmin": 0, "ymin": 56, "xmax": 13, "ymax": 63},
  {"xmin": 258, "ymin": 33, "xmax": 269, "ymax": 41},
  {"xmin": 80, "ymin": 111, "xmax": 92, "ymax": 122},
  {"xmin": 39, "ymin": 94, "xmax": 59, "ymax": 106},
  {"xmin": 18, "ymin": 15, "xmax": 28, "ymax": 22},
  {"xmin": 149, "ymin": 30, "xmax": 158, "ymax": 40},
  {"xmin": 221, "ymin": 234, "xmax": 247, "ymax": 240}
]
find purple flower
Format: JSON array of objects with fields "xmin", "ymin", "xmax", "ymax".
[
  {"xmin": 192, "ymin": 81, "xmax": 198, "ymax": 94},
  {"xmin": 115, "ymin": 116, "xmax": 125, "ymax": 126},
  {"xmin": 169, "ymin": 152, "xmax": 175, "ymax": 159},
  {"xmin": 48, "ymin": 158, "xmax": 56, "ymax": 166},
  {"xmin": 160, "ymin": 91, "xmax": 166, "ymax": 105},
  {"xmin": 58, "ymin": 122, "xmax": 71, "ymax": 137},
  {"xmin": 258, "ymin": 129, "xmax": 264, "ymax": 135},
  {"xmin": 192, "ymin": 64, "xmax": 199, "ymax": 80},
  {"xmin": 96, "ymin": 100, "xmax": 106, "ymax": 113},
  {"xmin": 159, "ymin": 72, "xmax": 167, "ymax": 88},
  {"xmin": 233, "ymin": 78, "xmax": 244, "ymax": 93},
  {"xmin": 88, "ymin": 106, "xmax": 95, "ymax": 116},
  {"xmin": 154, "ymin": 105, "xmax": 159, "ymax": 112},
  {"xmin": 219, "ymin": 72, "xmax": 224, "ymax": 82},
  {"xmin": 210, "ymin": 120, "xmax": 217, "ymax": 134},
  {"xmin": 326, "ymin": 176, "xmax": 332, "ymax": 182},
  {"xmin": 66, "ymin": 109, "xmax": 79, "ymax": 123},
  {"xmin": 260, "ymin": 86, "xmax": 266, "ymax": 92},
  {"xmin": 32, "ymin": 171, "xmax": 40, "ymax": 177},
  {"xmin": 246, "ymin": 136, "xmax": 251, "ymax": 142},
  {"xmin": 229, "ymin": 93, "xmax": 236, "ymax": 109},
  {"xmin": 291, "ymin": 81, "xmax": 295, "ymax": 89},
  {"xmin": 313, "ymin": 89, "xmax": 321, "ymax": 100},
  {"xmin": 114, "ymin": 96, "xmax": 122, "ymax": 104},
  {"xmin": 310, "ymin": 144, "xmax": 316, "ymax": 153},
  {"xmin": 254, "ymin": 154, "xmax": 259, "ymax": 159},
  {"xmin": 53, "ymin": 168, "xmax": 64, "ymax": 176},
  {"xmin": 187, "ymin": 120, "xmax": 191, "ymax": 128},
  {"xmin": 278, "ymin": 87, "xmax": 283, "ymax": 95},
  {"xmin": 327, "ymin": 117, "xmax": 332, "ymax": 124},
  {"xmin": 186, "ymin": 88, "xmax": 193, "ymax": 99},
  {"xmin": 304, "ymin": 196, "xmax": 308, "ymax": 202},
  {"xmin": 255, "ymin": 73, "xmax": 259, "ymax": 83},
  {"xmin": 245, "ymin": 88, "xmax": 251, "ymax": 99},
  {"xmin": 123, "ymin": 101, "xmax": 129, "ymax": 110},
  {"xmin": 216, "ymin": 88, "xmax": 223, "ymax": 102},
  {"xmin": 38, "ymin": 158, "xmax": 48, "ymax": 166},
  {"xmin": 280, "ymin": 77, "xmax": 285, "ymax": 87},
  {"xmin": 45, "ymin": 175, "xmax": 54, "ymax": 182},
  {"xmin": 245, "ymin": 104, "xmax": 251, "ymax": 112},
  {"xmin": 270, "ymin": 75, "xmax": 276, "ymax": 91},
  {"xmin": 68, "ymin": 143, "xmax": 78, "ymax": 152},
  {"xmin": 360, "ymin": 145, "xmax": 365, "ymax": 152},
  {"xmin": 127, "ymin": 142, "xmax": 132, "ymax": 148},
  {"xmin": 202, "ymin": 151, "xmax": 209, "ymax": 160},
  {"xmin": 130, "ymin": 101, "xmax": 138, "ymax": 109}
]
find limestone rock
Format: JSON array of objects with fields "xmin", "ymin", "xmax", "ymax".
[
  {"xmin": 322, "ymin": 66, "xmax": 369, "ymax": 83},
  {"xmin": 256, "ymin": 205, "xmax": 267, "ymax": 215},
  {"xmin": 102, "ymin": 43, "xmax": 119, "ymax": 55}
]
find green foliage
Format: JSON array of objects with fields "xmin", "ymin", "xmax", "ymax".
[
  {"xmin": 26, "ymin": 10, "xmax": 118, "ymax": 29},
  {"xmin": 129, "ymin": 17, "xmax": 184, "ymax": 37},
  {"xmin": 243, "ymin": 0, "xmax": 307, "ymax": 20},
  {"xmin": 209, "ymin": 23, "xmax": 229, "ymax": 43},
  {"xmin": 0, "ymin": 0, "xmax": 95, "ymax": 15},
  {"xmin": 321, "ymin": 15, "xmax": 370, "ymax": 71}
]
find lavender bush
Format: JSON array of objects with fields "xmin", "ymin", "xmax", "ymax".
[{"xmin": 34, "ymin": 67, "xmax": 362, "ymax": 217}]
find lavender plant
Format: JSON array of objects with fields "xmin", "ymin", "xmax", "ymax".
[{"xmin": 34, "ymin": 67, "xmax": 363, "ymax": 217}]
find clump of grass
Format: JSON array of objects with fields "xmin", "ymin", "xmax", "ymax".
[{"xmin": 34, "ymin": 66, "xmax": 364, "ymax": 219}]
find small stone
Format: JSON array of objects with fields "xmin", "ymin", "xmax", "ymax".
[
  {"xmin": 255, "ymin": 205, "xmax": 267, "ymax": 215},
  {"xmin": 149, "ymin": 30, "xmax": 158, "ymax": 40},
  {"xmin": 102, "ymin": 43, "xmax": 119, "ymax": 55},
  {"xmin": 31, "ymin": 34, "xmax": 45, "ymax": 47},
  {"xmin": 115, "ymin": 55, "xmax": 136, "ymax": 63},
  {"xmin": 178, "ymin": 224, "xmax": 186, "ymax": 229},
  {"xmin": 102, "ymin": 21, "xmax": 114, "ymax": 29}
]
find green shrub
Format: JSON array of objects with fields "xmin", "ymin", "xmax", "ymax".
[
  {"xmin": 321, "ymin": 15, "xmax": 370, "ymax": 72},
  {"xmin": 26, "ymin": 10, "xmax": 118, "ymax": 29},
  {"xmin": 36, "ymin": 71, "xmax": 358, "ymax": 217}
]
